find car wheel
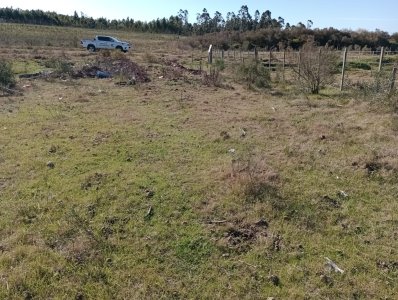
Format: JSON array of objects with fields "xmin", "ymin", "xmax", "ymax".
[
  {"xmin": 116, "ymin": 46, "xmax": 123, "ymax": 52},
  {"xmin": 87, "ymin": 45, "xmax": 96, "ymax": 52}
]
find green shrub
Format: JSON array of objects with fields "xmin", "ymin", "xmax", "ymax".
[
  {"xmin": 382, "ymin": 56, "xmax": 398, "ymax": 64},
  {"xmin": 235, "ymin": 60, "xmax": 270, "ymax": 89},
  {"xmin": 338, "ymin": 61, "xmax": 371, "ymax": 70},
  {"xmin": 0, "ymin": 59, "xmax": 16, "ymax": 88},
  {"xmin": 214, "ymin": 59, "xmax": 225, "ymax": 71},
  {"xmin": 349, "ymin": 61, "xmax": 372, "ymax": 70},
  {"xmin": 44, "ymin": 57, "xmax": 73, "ymax": 75}
]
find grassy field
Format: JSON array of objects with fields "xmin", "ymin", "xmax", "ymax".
[{"xmin": 0, "ymin": 24, "xmax": 398, "ymax": 299}]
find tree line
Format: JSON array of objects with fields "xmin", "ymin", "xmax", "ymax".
[{"xmin": 1, "ymin": 6, "xmax": 397, "ymax": 51}]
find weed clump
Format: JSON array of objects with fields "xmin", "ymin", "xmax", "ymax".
[
  {"xmin": 202, "ymin": 59, "xmax": 226, "ymax": 87},
  {"xmin": 202, "ymin": 67, "xmax": 223, "ymax": 87},
  {"xmin": 0, "ymin": 58, "xmax": 16, "ymax": 88},
  {"xmin": 231, "ymin": 153, "xmax": 281, "ymax": 206},
  {"xmin": 175, "ymin": 236, "xmax": 213, "ymax": 266},
  {"xmin": 143, "ymin": 52, "xmax": 159, "ymax": 64}
]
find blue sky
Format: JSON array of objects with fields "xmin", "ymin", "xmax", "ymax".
[{"xmin": 2, "ymin": 0, "xmax": 397, "ymax": 33}]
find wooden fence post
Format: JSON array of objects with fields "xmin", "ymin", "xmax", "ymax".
[
  {"xmin": 269, "ymin": 50, "xmax": 272, "ymax": 71},
  {"xmin": 254, "ymin": 46, "xmax": 258, "ymax": 61},
  {"xmin": 298, "ymin": 51, "xmax": 301, "ymax": 80},
  {"xmin": 340, "ymin": 47, "xmax": 348, "ymax": 91},
  {"xmin": 317, "ymin": 49, "xmax": 321, "ymax": 87},
  {"xmin": 378, "ymin": 46, "xmax": 385, "ymax": 72},
  {"xmin": 390, "ymin": 67, "xmax": 397, "ymax": 94},
  {"xmin": 282, "ymin": 51, "xmax": 286, "ymax": 81}
]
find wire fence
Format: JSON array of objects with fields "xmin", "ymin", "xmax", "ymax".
[{"xmin": 188, "ymin": 47, "xmax": 398, "ymax": 92}]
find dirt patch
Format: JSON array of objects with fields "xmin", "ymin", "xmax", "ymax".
[
  {"xmin": 60, "ymin": 235, "xmax": 101, "ymax": 264},
  {"xmin": 81, "ymin": 172, "xmax": 107, "ymax": 190},
  {"xmin": 364, "ymin": 159, "xmax": 397, "ymax": 176},
  {"xmin": 0, "ymin": 177, "xmax": 10, "ymax": 189},
  {"xmin": 216, "ymin": 220, "xmax": 269, "ymax": 253},
  {"xmin": 320, "ymin": 195, "xmax": 341, "ymax": 209},
  {"xmin": 377, "ymin": 260, "xmax": 398, "ymax": 271},
  {"xmin": 73, "ymin": 65, "xmax": 102, "ymax": 78},
  {"xmin": 156, "ymin": 58, "xmax": 205, "ymax": 80},
  {"xmin": 92, "ymin": 132, "xmax": 111, "ymax": 146},
  {"xmin": 365, "ymin": 161, "xmax": 383, "ymax": 174},
  {"xmin": 162, "ymin": 58, "xmax": 204, "ymax": 76}
]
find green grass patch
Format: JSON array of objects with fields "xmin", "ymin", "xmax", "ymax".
[
  {"xmin": 0, "ymin": 39, "xmax": 397, "ymax": 299},
  {"xmin": 12, "ymin": 59, "xmax": 43, "ymax": 74}
]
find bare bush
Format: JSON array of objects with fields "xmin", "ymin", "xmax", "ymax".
[{"xmin": 293, "ymin": 42, "xmax": 338, "ymax": 94}]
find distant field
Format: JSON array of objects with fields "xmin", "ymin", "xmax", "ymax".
[
  {"xmin": 0, "ymin": 23, "xmax": 187, "ymax": 52},
  {"xmin": 0, "ymin": 24, "xmax": 397, "ymax": 299}
]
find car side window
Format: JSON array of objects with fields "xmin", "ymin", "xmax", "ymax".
[{"xmin": 97, "ymin": 36, "xmax": 105, "ymax": 41}]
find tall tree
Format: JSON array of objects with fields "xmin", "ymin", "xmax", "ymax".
[
  {"xmin": 259, "ymin": 10, "xmax": 271, "ymax": 28},
  {"xmin": 212, "ymin": 11, "xmax": 224, "ymax": 32},
  {"xmin": 253, "ymin": 10, "xmax": 260, "ymax": 30},
  {"xmin": 237, "ymin": 5, "xmax": 252, "ymax": 31},
  {"xmin": 277, "ymin": 17, "xmax": 285, "ymax": 29},
  {"xmin": 178, "ymin": 9, "xmax": 188, "ymax": 25},
  {"xmin": 196, "ymin": 8, "xmax": 211, "ymax": 34}
]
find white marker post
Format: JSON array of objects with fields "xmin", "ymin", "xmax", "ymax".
[{"xmin": 208, "ymin": 44, "xmax": 213, "ymax": 64}]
